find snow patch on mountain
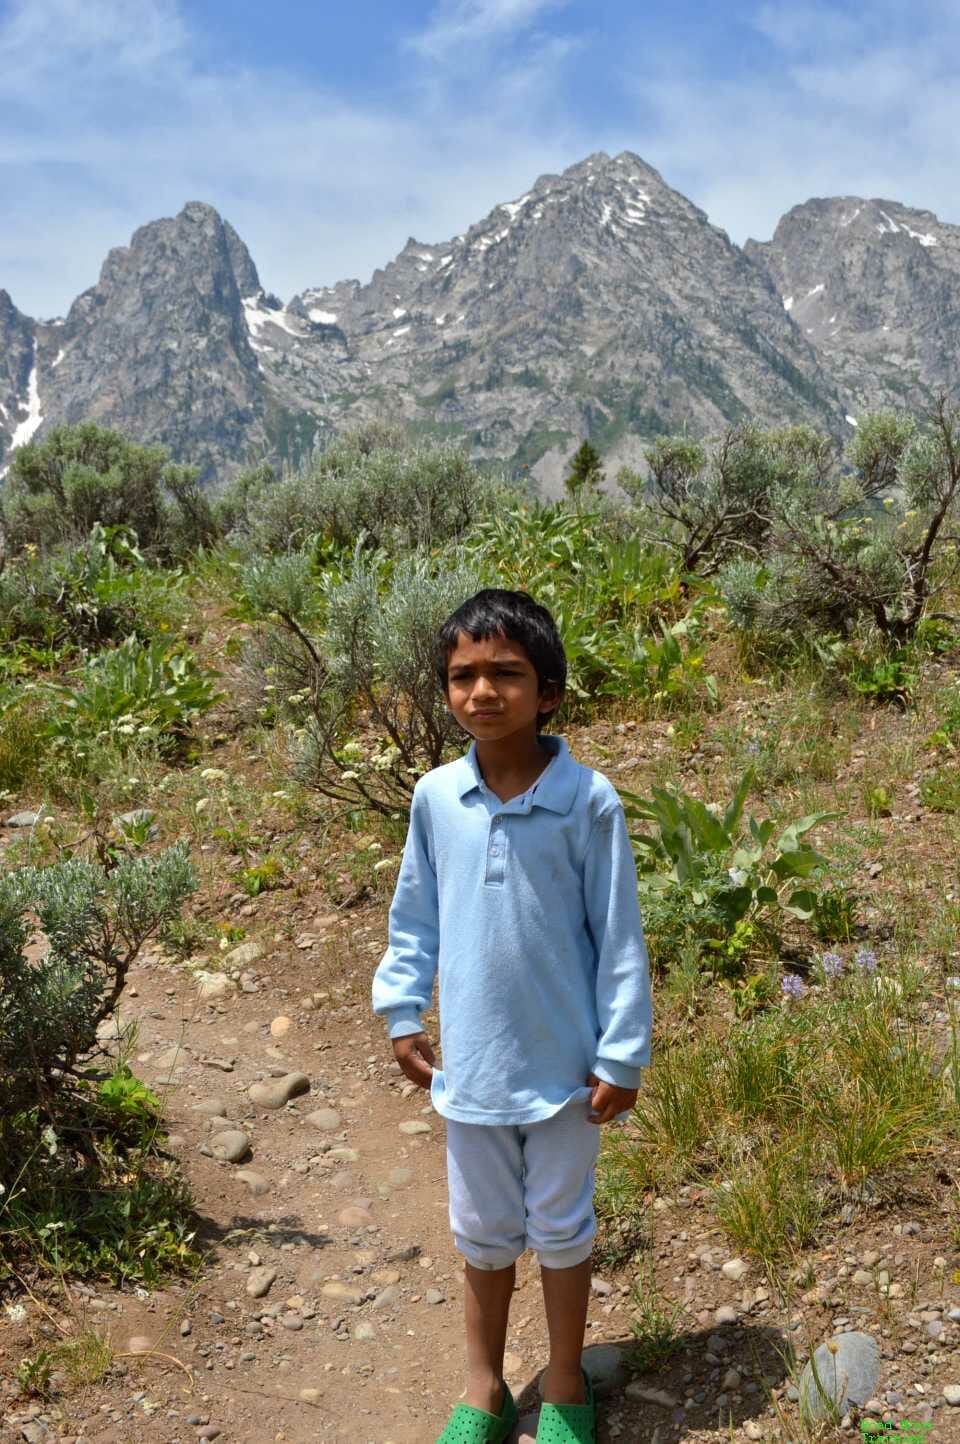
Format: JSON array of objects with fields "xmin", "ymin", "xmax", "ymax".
[
  {"xmin": 10, "ymin": 364, "xmax": 42, "ymax": 450},
  {"xmin": 243, "ymin": 294, "xmax": 306, "ymax": 338}
]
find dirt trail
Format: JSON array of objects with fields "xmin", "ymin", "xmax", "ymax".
[
  {"xmin": 1, "ymin": 910, "xmax": 644, "ymax": 1443},
  {"xmin": 5, "ymin": 897, "xmax": 960, "ymax": 1444}
]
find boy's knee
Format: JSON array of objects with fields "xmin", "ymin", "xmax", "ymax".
[
  {"xmin": 453, "ymin": 1232, "xmax": 524, "ymax": 1271},
  {"xmin": 536, "ymin": 1234, "xmax": 595, "ymax": 1270},
  {"xmin": 528, "ymin": 1209, "xmax": 596, "ymax": 1269}
]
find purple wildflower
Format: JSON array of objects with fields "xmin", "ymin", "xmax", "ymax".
[
  {"xmin": 781, "ymin": 973, "xmax": 807, "ymax": 999},
  {"xmin": 854, "ymin": 947, "xmax": 878, "ymax": 972},
  {"xmin": 821, "ymin": 951, "xmax": 844, "ymax": 978}
]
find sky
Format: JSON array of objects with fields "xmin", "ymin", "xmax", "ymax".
[{"xmin": 1, "ymin": 0, "xmax": 959, "ymax": 317}]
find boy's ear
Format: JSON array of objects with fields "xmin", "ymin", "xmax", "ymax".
[{"xmin": 537, "ymin": 685, "xmax": 565, "ymax": 715}]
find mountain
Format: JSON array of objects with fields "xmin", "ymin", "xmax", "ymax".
[
  {"xmin": 744, "ymin": 196, "xmax": 960, "ymax": 417},
  {"xmin": 1, "ymin": 153, "xmax": 958, "ymax": 487}
]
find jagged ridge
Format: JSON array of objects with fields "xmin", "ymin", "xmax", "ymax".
[{"xmin": 1, "ymin": 154, "xmax": 958, "ymax": 485}]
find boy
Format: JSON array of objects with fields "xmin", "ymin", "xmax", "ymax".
[{"xmin": 372, "ymin": 589, "xmax": 652, "ymax": 1444}]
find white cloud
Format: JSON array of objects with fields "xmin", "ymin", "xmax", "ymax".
[
  {"xmin": 0, "ymin": 0, "xmax": 597, "ymax": 316},
  {"xmin": 410, "ymin": 0, "xmax": 567, "ymax": 60},
  {"xmin": 623, "ymin": 0, "xmax": 960, "ymax": 243}
]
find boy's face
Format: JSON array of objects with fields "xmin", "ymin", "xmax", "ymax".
[{"xmin": 445, "ymin": 630, "xmax": 560, "ymax": 743}]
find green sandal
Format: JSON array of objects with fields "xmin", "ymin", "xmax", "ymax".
[
  {"xmin": 436, "ymin": 1384, "xmax": 519, "ymax": 1443},
  {"xmin": 535, "ymin": 1371, "xmax": 595, "ymax": 1443}
]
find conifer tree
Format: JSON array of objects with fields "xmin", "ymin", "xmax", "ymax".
[{"xmin": 563, "ymin": 440, "xmax": 604, "ymax": 500}]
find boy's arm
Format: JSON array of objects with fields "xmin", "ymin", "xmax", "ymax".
[
  {"xmin": 372, "ymin": 786, "xmax": 440, "ymax": 1042},
  {"xmin": 584, "ymin": 800, "xmax": 653, "ymax": 1096}
]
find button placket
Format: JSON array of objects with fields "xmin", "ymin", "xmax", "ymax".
[{"xmin": 484, "ymin": 812, "xmax": 507, "ymax": 886}]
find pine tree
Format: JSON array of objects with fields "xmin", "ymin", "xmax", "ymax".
[{"xmin": 563, "ymin": 440, "xmax": 604, "ymax": 500}]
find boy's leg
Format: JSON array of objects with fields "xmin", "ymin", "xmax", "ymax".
[
  {"xmin": 521, "ymin": 1090, "xmax": 601, "ymax": 1406},
  {"xmin": 541, "ymin": 1257, "xmax": 593, "ymax": 1404},
  {"xmin": 446, "ymin": 1119, "xmax": 526, "ymax": 1413},
  {"xmin": 464, "ymin": 1260, "xmax": 516, "ymax": 1412}
]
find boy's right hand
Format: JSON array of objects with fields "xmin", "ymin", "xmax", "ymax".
[{"xmin": 392, "ymin": 1032, "xmax": 435, "ymax": 1089}]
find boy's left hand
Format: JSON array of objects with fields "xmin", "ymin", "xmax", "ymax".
[{"xmin": 587, "ymin": 1073, "xmax": 638, "ymax": 1124}]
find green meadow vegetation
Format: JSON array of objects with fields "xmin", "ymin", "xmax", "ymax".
[{"xmin": 2, "ymin": 400, "xmax": 960, "ymax": 1315}]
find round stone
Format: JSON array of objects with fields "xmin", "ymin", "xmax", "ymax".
[
  {"xmin": 5, "ymin": 810, "xmax": 39, "ymax": 828},
  {"xmin": 224, "ymin": 941, "xmax": 264, "ymax": 968},
  {"xmin": 270, "ymin": 1016, "xmax": 292, "ymax": 1037},
  {"xmin": 581, "ymin": 1344, "xmax": 630, "ymax": 1397},
  {"xmin": 721, "ymin": 1257, "xmax": 749, "ymax": 1281},
  {"xmin": 943, "ymin": 1384, "xmax": 960, "ymax": 1406},
  {"xmin": 191, "ymin": 1097, "xmax": 231, "ymax": 1117},
  {"xmin": 398, "ymin": 1120, "xmax": 431, "ymax": 1135},
  {"xmin": 799, "ymin": 1332, "xmax": 881, "ymax": 1421},
  {"xmin": 305, "ymin": 1108, "xmax": 342, "ymax": 1132},
  {"xmin": 210, "ymin": 1130, "xmax": 251, "ymax": 1163}
]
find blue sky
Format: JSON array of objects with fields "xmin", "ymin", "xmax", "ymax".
[{"xmin": 1, "ymin": 0, "xmax": 958, "ymax": 316}]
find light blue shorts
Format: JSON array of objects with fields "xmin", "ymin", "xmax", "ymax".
[{"xmin": 445, "ymin": 1087, "xmax": 601, "ymax": 1271}]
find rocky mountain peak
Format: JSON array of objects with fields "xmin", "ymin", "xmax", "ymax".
[
  {"xmin": 746, "ymin": 195, "xmax": 960, "ymax": 416},
  {"xmin": 2, "ymin": 157, "xmax": 959, "ymax": 485}
]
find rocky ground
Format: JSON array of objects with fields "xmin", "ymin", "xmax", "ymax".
[{"xmin": 3, "ymin": 893, "xmax": 960, "ymax": 1444}]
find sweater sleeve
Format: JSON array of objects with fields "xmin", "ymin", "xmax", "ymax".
[
  {"xmin": 372, "ymin": 785, "xmax": 440, "ymax": 1039},
  {"xmin": 584, "ymin": 799, "xmax": 653, "ymax": 1089}
]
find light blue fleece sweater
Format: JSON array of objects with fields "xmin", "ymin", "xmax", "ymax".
[{"xmin": 372, "ymin": 735, "xmax": 653, "ymax": 1125}]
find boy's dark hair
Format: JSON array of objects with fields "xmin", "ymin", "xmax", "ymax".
[{"xmin": 435, "ymin": 588, "xmax": 567, "ymax": 723}]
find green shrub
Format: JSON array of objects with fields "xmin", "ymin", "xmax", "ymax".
[
  {"xmin": 620, "ymin": 423, "xmax": 835, "ymax": 577},
  {"xmin": 226, "ymin": 425, "xmax": 496, "ymax": 554},
  {"xmin": 0, "ymin": 1111, "xmax": 200, "ymax": 1286},
  {"xmin": 0, "ymin": 846, "xmax": 196, "ymax": 1104},
  {"xmin": 717, "ymin": 401, "xmax": 960, "ymax": 645},
  {"xmin": 295, "ymin": 550, "xmax": 482, "ymax": 813},
  {"xmin": 43, "ymin": 636, "xmax": 221, "ymax": 767},
  {"xmin": 920, "ymin": 768, "xmax": 960, "ymax": 814},
  {"xmin": 0, "ymin": 523, "xmax": 191, "ymax": 659},
  {"xmin": 1, "ymin": 422, "xmax": 218, "ymax": 556},
  {"xmin": 620, "ymin": 769, "xmax": 837, "ymax": 972},
  {"xmin": 849, "ymin": 654, "xmax": 917, "ymax": 708}
]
